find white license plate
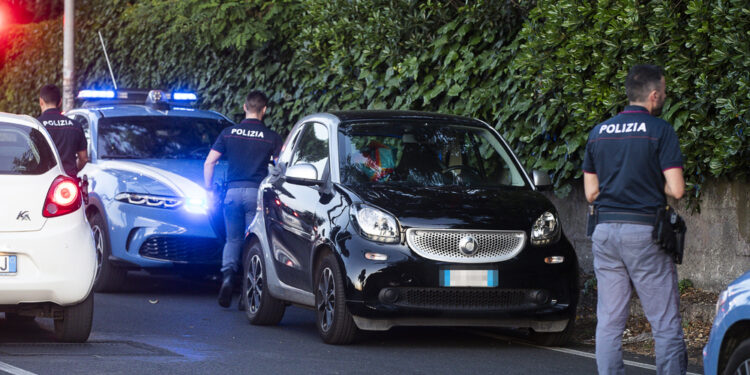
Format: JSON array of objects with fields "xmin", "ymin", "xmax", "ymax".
[
  {"xmin": 440, "ymin": 268, "xmax": 497, "ymax": 287},
  {"xmin": 0, "ymin": 255, "xmax": 17, "ymax": 274}
]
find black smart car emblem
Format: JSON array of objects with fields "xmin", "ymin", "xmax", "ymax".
[
  {"xmin": 459, "ymin": 236, "xmax": 478, "ymax": 255},
  {"xmin": 16, "ymin": 211, "xmax": 30, "ymax": 221}
]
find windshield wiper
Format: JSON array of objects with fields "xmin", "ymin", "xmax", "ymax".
[{"xmin": 100, "ymin": 155, "xmax": 147, "ymax": 159}]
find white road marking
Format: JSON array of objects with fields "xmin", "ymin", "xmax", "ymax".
[
  {"xmin": 466, "ymin": 329, "xmax": 701, "ymax": 375},
  {"xmin": 0, "ymin": 361, "xmax": 37, "ymax": 375}
]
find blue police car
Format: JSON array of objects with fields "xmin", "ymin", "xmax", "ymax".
[
  {"xmin": 703, "ymin": 270, "xmax": 750, "ymax": 375},
  {"xmin": 66, "ymin": 89, "xmax": 233, "ymax": 291}
]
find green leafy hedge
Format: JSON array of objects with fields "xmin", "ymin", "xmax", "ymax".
[{"xmin": 1, "ymin": 0, "xmax": 747, "ymax": 206}]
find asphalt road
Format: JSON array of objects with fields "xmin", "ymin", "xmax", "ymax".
[{"xmin": 0, "ymin": 272, "xmax": 703, "ymax": 375}]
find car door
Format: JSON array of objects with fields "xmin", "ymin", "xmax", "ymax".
[{"xmin": 265, "ymin": 122, "xmax": 330, "ymax": 291}]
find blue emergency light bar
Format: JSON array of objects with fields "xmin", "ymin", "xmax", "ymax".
[
  {"xmin": 172, "ymin": 92, "xmax": 198, "ymax": 101},
  {"xmin": 76, "ymin": 89, "xmax": 198, "ymax": 108},
  {"xmin": 78, "ymin": 90, "xmax": 116, "ymax": 99}
]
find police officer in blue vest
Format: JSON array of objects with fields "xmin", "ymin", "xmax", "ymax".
[
  {"xmin": 583, "ymin": 64, "xmax": 687, "ymax": 374},
  {"xmin": 203, "ymin": 90, "xmax": 283, "ymax": 308},
  {"xmin": 37, "ymin": 84, "xmax": 88, "ymax": 178}
]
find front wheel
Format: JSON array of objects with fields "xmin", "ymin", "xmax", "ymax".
[
  {"xmin": 54, "ymin": 294, "xmax": 94, "ymax": 343},
  {"xmin": 89, "ymin": 212, "xmax": 127, "ymax": 292},
  {"xmin": 723, "ymin": 337, "xmax": 750, "ymax": 375},
  {"xmin": 315, "ymin": 253, "xmax": 358, "ymax": 345},
  {"xmin": 241, "ymin": 241, "xmax": 285, "ymax": 325}
]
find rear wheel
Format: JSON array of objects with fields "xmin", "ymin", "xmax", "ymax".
[
  {"xmin": 241, "ymin": 241, "xmax": 285, "ymax": 325},
  {"xmin": 315, "ymin": 253, "xmax": 358, "ymax": 345},
  {"xmin": 90, "ymin": 212, "xmax": 127, "ymax": 292},
  {"xmin": 54, "ymin": 294, "xmax": 94, "ymax": 343}
]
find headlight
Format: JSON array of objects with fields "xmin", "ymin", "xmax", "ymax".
[
  {"xmin": 115, "ymin": 192, "xmax": 182, "ymax": 208},
  {"xmin": 531, "ymin": 211, "xmax": 560, "ymax": 245},
  {"xmin": 351, "ymin": 204, "xmax": 400, "ymax": 243}
]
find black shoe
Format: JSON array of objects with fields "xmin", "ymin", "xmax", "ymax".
[{"xmin": 218, "ymin": 272, "xmax": 233, "ymax": 308}]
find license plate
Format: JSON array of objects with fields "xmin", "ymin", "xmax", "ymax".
[
  {"xmin": 440, "ymin": 268, "xmax": 497, "ymax": 287},
  {"xmin": 0, "ymin": 255, "xmax": 17, "ymax": 275}
]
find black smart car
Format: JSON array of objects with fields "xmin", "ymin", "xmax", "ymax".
[{"xmin": 241, "ymin": 111, "xmax": 579, "ymax": 345}]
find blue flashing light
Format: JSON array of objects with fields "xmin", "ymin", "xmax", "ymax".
[
  {"xmin": 78, "ymin": 90, "xmax": 116, "ymax": 99},
  {"xmin": 184, "ymin": 197, "xmax": 207, "ymax": 214},
  {"xmin": 173, "ymin": 92, "xmax": 197, "ymax": 101}
]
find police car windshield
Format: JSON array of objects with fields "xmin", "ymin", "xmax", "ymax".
[
  {"xmin": 98, "ymin": 116, "xmax": 231, "ymax": 160},
  {"xmin": 338, "ymin": 122, "xmax": 528, "ymax": 188}
]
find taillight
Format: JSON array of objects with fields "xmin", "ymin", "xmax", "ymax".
[{"xmin": 43, "ymin": 175, "xmax": 82, "ymax": 217}]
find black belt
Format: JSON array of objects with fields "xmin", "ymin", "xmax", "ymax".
[{"xmin": 597, "ymin": 211, "xmax": 655, "ymax": 226}]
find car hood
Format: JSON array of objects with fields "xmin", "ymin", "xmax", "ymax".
[
  {"xmin": 92, "ymin": 159, "xmax": 227, "ymax": 197},
  {"xmin": 342, "ymin": 184, "xmax": 556, "ymax": 230}
]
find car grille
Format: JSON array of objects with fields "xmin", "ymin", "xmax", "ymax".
[
  {"xmin": 391, "ymin": 287, "xmax": 541, "ymax": 311},
  {"xmin": 405, "ymin": 229, "xmax": 526, "ymax": 263},
  {"xmin": 139, "ymin": 236, "xmax": 222, "ymax": 264}
]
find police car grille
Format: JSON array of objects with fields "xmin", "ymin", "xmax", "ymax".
[
  {"xmin": 139, "ymin": 236, "xmax": 222, "ymax": 264},
  {"xmin": 405, "ymin": 229, "xmax": 526, "ymax": 263},
  {"xmin": 392, "ymin": 287, "xmax": 538, "ymax": 311}
]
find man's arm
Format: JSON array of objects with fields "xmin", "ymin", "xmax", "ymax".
[
  {"xmin": 583, "ymin": 172, "xmax": 600, "ymax": 203},
  {"xmin": 76, "ymin": 150, "xmax": 88, "ymax": 171},
  {"xmin": 663, "ymin": 168, "xmax": 685, "ymax": 200},
  {"xmin": 203, "ymin": 149, "xmax": 222, "ymax": 188}
]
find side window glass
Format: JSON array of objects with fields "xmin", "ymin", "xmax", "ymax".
[
  {"xmin": 289, "ymin": 122, "xmax": 329, "ymax": 179},
  {"xmin": 73, "ymin": 114, "xmax": 93, "ymax": 156}
]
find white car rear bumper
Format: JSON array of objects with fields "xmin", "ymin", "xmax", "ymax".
[{"xmin": 0, "ymin": 209, "xmax": 96, "ymax": 306}]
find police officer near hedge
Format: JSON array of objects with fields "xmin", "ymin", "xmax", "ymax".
[
  {"xmin": 583, "ymin": 64, "xmax": 687, "ymax": 374},
  {"xmin": 37, "ymin": 84, "xmax": 88, "ymax": 178},
  {"xmin": 203, "ymin": 90, "xmax": 283, "ymax": 308}
]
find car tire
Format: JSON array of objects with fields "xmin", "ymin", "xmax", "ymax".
[
  {"xmin": 315, "ymin": 253, "xmax": 358, "ymax": 345},
  {"xmin": 90, "ymin": 212, "xmax": 127, "ymax": 292},
  {"xmin": 53, "ymin": 293, "xmax": 94, "ymax": 343},
  {"xmin": 242, "ymin": 241, "xmax": 285, "ymax": 325},
  {"xmin": 723, "ymin": 337, "xmax": 750, "ymax": 375}
]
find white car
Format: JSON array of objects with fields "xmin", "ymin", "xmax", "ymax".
[{"xmin": 0, "ymin": 112, "xmax": 96, "ymax": 342}]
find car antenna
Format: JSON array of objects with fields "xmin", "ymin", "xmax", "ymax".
[{"xmin": 98, "ymin": 31, "xmax": 118, "ymax": 90}]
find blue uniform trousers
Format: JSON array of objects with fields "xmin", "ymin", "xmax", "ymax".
[
  {"xmin": 221, "ymin": 187, "xmax": 258, "ymax": 274},
  {"xmin": 592, "ymin": 223, "xmax": 687, "ymax": 375}
]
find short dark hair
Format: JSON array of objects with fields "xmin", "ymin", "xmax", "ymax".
[
  {"xmin": 245, "ymin": 90, "xmax": 268, "ymax": 114},
  {"xmin": 39, "ymin": 84, "xmax": 62, "ymax": 106},
  {"xmin": 625, "ymin": 64, "xmax": 664, "ymax": 103}
]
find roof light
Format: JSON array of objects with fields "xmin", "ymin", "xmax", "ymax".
[
  {"xmin": 77, "ymin": 90, "xmax": 115, "ymax": 99},
  {"xmin": 172, "ymin": 92, "xmax": 197, "ymax": 101}
]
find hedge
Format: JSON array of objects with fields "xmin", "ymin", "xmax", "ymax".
[{"xmin": 1, "ymin": 0, "xmax": 747, "ymax": 208}]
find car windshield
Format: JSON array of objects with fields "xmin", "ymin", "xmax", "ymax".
[
  {"xmin": 97, "ymin": 116, "xmax": 231, "ymax": 159},
  {"xmin": 338, "ymin": 121, "xmax": 527, "ymax": 188},
  {"xmin": 0, "ymin": 123, "xmax": 56, "ymax": 175}
]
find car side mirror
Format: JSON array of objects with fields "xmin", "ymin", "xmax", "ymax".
[
  {"xmin": 285, "ymin": 163, "xmax": 322, "ymax": 186},
  {"xmin": 532, "ymin": 170, "xmax": 553, "ymax": 191}
]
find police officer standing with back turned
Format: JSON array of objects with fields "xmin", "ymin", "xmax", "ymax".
[
  {"xmin": 583, "ymin": 64, "xmax": 687, "ymax": 375},
  {"xmin": 203, "ymin": 90, "xmax": 283, "ymax": 308},
  {"xmin": 38, "ymin": 84, "xmax": 88, "ymax": 178}
]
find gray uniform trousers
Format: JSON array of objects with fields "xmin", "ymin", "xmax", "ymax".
[{"xmin": 592, "ymin": 223, "xmax": 687, "ymax": 375}]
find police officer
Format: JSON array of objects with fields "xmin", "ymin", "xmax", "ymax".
[
  {"xmin": 583, "ymin": 64, "xmax": 687, "ymax": 374},
  {"xmin": 37, "ymin": 84, "xmax": 88, "ymax": 178},
  {"xmin": 203, "ymin": 90, "xmax": 283, "ymax": 308}
]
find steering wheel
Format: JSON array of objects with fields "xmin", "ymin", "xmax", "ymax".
[
  {"xmin": 441, "ymin": 165, "xmax": 481, "ymax": 184},
  {"xmin": 188, "ymin": 146, "xmax": 211, "ymax": 158}
]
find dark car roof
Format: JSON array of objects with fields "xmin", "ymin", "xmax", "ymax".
[{"xmin": 330, "ymin": 110, "xmax": 487, "ymax": 126}]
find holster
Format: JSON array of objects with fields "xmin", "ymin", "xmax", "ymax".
[
  {"xmin": 586, "ymin": 204, "xmax": 598, "ymax": 237},
  {"xmin": 653, "ymin": 205, "xmax": 687, "ymax": 264}
]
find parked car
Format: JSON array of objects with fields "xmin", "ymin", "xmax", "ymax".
[
  {"xmin": 66, "ymin": 89, "xmax": 233, "ymax": 291},
  {"xmin": 0, "ymin": 112, "xmax": 96, "ymax": 342},
  {"xmin": 241, "ymin": 111, "xmax": 579, "ymax": 345},
  {"xmin": 704, "ymin": 269, "xmax": 750, "ymax": 375}
]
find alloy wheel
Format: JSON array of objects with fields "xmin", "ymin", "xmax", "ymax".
[
  {"xmin": 316, "ymin": 267, "xmax": 335, "ymax": 332},
  {"xmin": 246, "ymin": 254, "xmax": 264, "ymax": 314},
  {"xmin": 91, "ymin": 224, "xmax": 104, "ymax": 280},
  {"xmin": 734, "ymin": 359, "xmax": 750, "ymax": 375}
]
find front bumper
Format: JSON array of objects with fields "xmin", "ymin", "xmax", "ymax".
[
  {"xmin": 0, "ymin": 210, "xmax": 96, "ymax": 306},
  {"xmin": 337, "ymin": 233, "xmax": 578, "ymax": 330}
]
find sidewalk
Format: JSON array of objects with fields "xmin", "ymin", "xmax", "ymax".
[{"xmin": 573, "ymin": 275, "xmax": 718, "ymax": 366}]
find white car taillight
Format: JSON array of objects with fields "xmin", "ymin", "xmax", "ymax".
[{"xmin": 43, "ymin": 176, "xmax": 82, "ymax": 217}]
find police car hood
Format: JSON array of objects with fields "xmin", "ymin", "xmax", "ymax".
[
  {"xmin": 97, "ymin": 159, "xmax": 226, "ymax": 196},
  {"xmin": 343, "ymin": 184, "xmax": 556, "ymax": 231}
]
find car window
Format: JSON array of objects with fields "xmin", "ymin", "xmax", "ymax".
[
  {"xmin": 289, "ymin": 122, "xmax": 329, "ymax": 179},
  {"xmin": 338, "ymin": 121, "xmax": 527, "ymax": 188},
  {"xmin": 97, "ymin": 116, "xmax": 232, "ymax": 159},
  {"xmin": 0, "ymin": 122, "xmax": 57, "ymax": 175}
]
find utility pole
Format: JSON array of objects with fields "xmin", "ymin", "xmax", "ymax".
[{"xmin": 62, "ymin": 0, "xmax": 74, "ymax": 112}]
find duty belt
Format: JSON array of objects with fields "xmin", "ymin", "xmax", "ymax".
[{"xmin": 597, "ymin": 211, "xmax": 656, "ymax": 226}]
